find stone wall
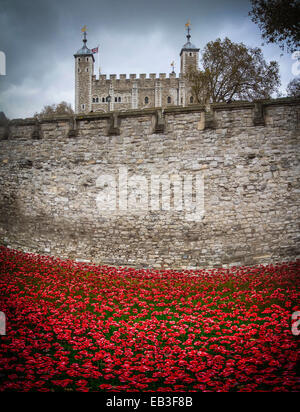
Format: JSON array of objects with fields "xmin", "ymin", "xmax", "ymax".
[
  {"xmin": 0, "ymin": 99, "xmax": 299, "ymax": 269},
  {"xmin": 90, "ymin": 73, "xmax": 188, "ymax": 113}
]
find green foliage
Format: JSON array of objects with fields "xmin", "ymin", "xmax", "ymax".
[
  {"xmin": 249, "ymin": 0, "xmax": 300, "ymax": 53},
  {"xmin": 185, "ymin": 38, "xmax": 280, "ymax": 104}
]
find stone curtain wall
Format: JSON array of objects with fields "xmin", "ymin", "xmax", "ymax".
[{"xmin": 0, "ymin": 99, "xmax": 299, "ymax": 269}]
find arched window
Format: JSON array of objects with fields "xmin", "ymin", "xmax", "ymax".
[
  {"xmin": 145, "ymin": 96, "xmax": 149, "ymax": 104},
  {"xmin": 92, "ymin": 98, "xmax": 95, "ymax": 103},
  {"xmin": 190, "ymin": 96, "xmax": 194, "ymax": 104},
  {"xmin": 96, "ymin": 97, "xmax": 99, "ymax": 103},
  {"xmin": 102, "ymin": 97, "xmax": 105, "ymax": 102},
  {"xmin": 167, "ymin": 96, "xmax": 171, "ymax": 104},
  {"xmin": 118, "ymin": 97, "xmax": 121, "ymax": 102}
]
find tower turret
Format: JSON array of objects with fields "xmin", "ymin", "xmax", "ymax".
[
  {"xmin": 180, "ymin": 21, "xmax": 199, "ymax": 74},
  {"xmin": 74, "ymin": 28, "xmax": 95, "ymax": 113}
]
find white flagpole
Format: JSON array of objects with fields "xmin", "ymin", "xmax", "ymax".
[{"xmin": 98, "ymin": 44, "xmax": 100, "ymax": 76}]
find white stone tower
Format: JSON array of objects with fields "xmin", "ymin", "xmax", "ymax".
[{"xmin": 74, "ymin": 29, "xmax": 95, "ymax": 114}]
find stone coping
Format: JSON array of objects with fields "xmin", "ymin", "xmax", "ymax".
[{"xmin": 2, "ymin": 97, "xmax": 299, "ymax": 126}]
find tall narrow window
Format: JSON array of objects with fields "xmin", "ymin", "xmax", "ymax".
[
  {"xmin": 145, "ymin": 96, "xmax": 149, "ymax": 104},
  {"xmin": 167, "ymin": 96, "xmax": 171, "ymax": 104},
  {"xmin": 190, "ymin": 96, "xmax": 194, "ymax": 103},
  {"xmin": 118, "ymin": 97, "xmax": 121, "ymax": 102}
]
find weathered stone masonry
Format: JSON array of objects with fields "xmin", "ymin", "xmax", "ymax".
[{"xmin": 0, "ymin": 99, "xmax": 299, "ymax": 269}]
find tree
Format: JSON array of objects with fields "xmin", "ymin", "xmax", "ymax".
[
  {"xmin": 0, "ymin": 112, "xmax": 9, "ymax": 124},
  {"xmin": 185, "ymin": 67, "xmax": 211, "ymax": 105},
  {"xmin": 35, "ymin": 101, "xmax": 74, "ymax": 119},
  {"xmin": 286, "ymin": 78, "xmax": 300, "ymax": 97},
  {"xmin": 249, "ymin": 0, "xmax": 300, "ymax": 53},
  {"xmin": 185, "ymin": 38, "xmax": 280, "ymax": 104}
]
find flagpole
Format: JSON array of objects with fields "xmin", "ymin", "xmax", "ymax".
[{"xmin": 98, "ymin": 44, "xmax": 100, "ymax": 76}]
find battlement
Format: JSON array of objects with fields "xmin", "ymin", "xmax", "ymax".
[{"xmin": 95, "ymin": 72, "xmax": 182, "ymax": 82}]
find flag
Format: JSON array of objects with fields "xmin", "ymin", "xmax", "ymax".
[
  {"xmin": 92, "ymin": 47, "xmax": 99, "ymax": 54},
  {"xmin": 81, "ymin": 25, "xmax": 87, "ymax": 32},
  {"xmin": 185, "ymin": 20, "xmax": 191, "ymax": 27}
]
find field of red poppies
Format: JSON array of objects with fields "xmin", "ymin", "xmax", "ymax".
[{"xmin": 0, "ymin": 246, "xmax": 299, "ymax": 392}]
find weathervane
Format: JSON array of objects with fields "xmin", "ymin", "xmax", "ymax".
[
  {"xmin": 171, "ymin": 61, "xmax": 175, "ymax": 73},
  {"xmin": 81, "ymin": 25, "xmax": 87, "ymax": 44},
  {"xmin": 185, "ymin": 20, "xmax": 191, "ymax": 43}
]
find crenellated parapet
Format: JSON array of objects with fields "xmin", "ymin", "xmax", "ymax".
[{"xmin": 94, "ymin": 72, "xmax": 183, "ymax": 82}]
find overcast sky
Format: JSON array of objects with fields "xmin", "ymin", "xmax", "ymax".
[{"xmin": 0, "ymin": 0, "xmax": 297, "ymax": 119}]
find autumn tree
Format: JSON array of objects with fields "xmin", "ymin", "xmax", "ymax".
[
  {"xmin": 286, "ymin": 77, "xmax": 300, "ymax": 97},
  {"xmin": 185, "ymin": 38, "xmax": 280, "ymax": 104},
  {"xmin": 35, "ymin": 101, "xmax": 74, "ymax": 119},
  {"xmin": 249, "ymin": 0, "xmax": 300, "ymax": 53}
]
